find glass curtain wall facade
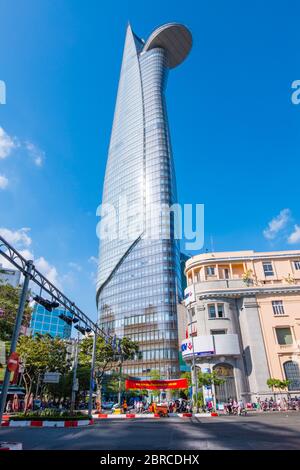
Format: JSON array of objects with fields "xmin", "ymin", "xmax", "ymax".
[
  {"xmin": 30, "ymin": 304, "xmax": 72, "ymax": 339},
  {"xmin": 97, "ymin": 24, "xmax": 192, "ymax": 378}
]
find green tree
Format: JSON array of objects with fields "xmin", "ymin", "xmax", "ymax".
[
  {"xmin": 44, "ymin": 370, "xmax": 72, "ymax": 400},
  {"xmin": 149, "ymin": 369, "xmax": 161, "ymax": 398},
  {"xmin": 0, "ymin": 283, "xmax": 32, "ymax": 341},
  {"xmin": 180, "ymin": 371, "xmax": 204, "ymax": 408},
  {"xmin": 198, "ymin": 370, "xmax": 225, "ymax": 388},
  {"xmin": 267, "ymin": 378, "xmax": 291, "ymax": 399},
  {"xmin": 79, "ymin": 335, "xmax": 139, "ymax": 406},
  {"xmin": 180, "ymin": 371, "xmax": 191, "ymax": 398},
  {"xmin": 17, "ymin": 334, "xmax": 70, "ymax": 405},
  {"xmin": 198, "ymin": 370, "xmax": 225, "ymax": 410},
  {"xmin": 44, "ymin": 366, "xmax": 90, "ymax": 401}
]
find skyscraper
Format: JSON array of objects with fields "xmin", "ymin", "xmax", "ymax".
[{"xmin": 97, "ymin": 23, "xmax": 192, "ymax": 378}]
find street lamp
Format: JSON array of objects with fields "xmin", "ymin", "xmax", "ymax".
[
  {"xmin": 116, "ymin": 338, "xmax": 123, "ymax": 407},
  {"xmin": 70, "ymin": 333, "xmax": 79, "ymax": 412}
]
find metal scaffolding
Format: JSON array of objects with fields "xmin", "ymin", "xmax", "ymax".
[
  {"xmin": 0, "ymin": 235, "xmax": 106, "ymax": 337},
  {"xmin": 0, "ymin": 234, "xmax": 110, "ymax": 421}
]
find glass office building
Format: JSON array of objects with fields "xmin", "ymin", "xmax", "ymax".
[
  {"xmin": 97, "ymin": 23, "xmax": 192, "ymax": 378},
  {"xmin": 30, "ymin": 303, "xmax": 72, "ymax": 339}
]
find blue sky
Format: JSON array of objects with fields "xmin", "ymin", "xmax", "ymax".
[{"xmin": 0, "ymin": 0, "xmax": 300, "ymax": 321}]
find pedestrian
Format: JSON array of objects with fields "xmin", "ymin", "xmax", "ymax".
[
  {"xmin": 277, "ymin": 397, "xmax": 281, "ymax": 411},
  {"xmin": 6, "ymin": 399, "xmax": 12, "ymax": 413},
  {"xmin": 122, "ymin": 399, "xmax": 128, "ymax": 414},
  {"xmin": 12, "ymin": 394, "xmax": 19, "ymax": 412},
  {"xmin": 238, "ymin": 399, "xmax": 244, "ymax": 415}
]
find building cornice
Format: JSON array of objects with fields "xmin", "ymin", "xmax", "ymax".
[
  {"xmin": 186, "ymin": 251, "xmax": 300, "ymax": 272},
  {"xmin": 196, "ymin": 284, "xmax": 300, "ymax": 300}
]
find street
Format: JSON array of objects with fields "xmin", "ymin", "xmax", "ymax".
[{"xmin": 1, "ymin": 413, "xmax": 300, "ymax": 450}]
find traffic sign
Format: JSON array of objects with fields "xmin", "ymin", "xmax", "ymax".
[
  {"xmin": 43, "ymin": 372, "xmax": 61, "ymax": 384},
  {"xmin": 7, "ymin": 352, "xmax": 19, "ymax": 372}
]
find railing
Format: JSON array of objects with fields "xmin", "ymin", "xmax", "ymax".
[{"xmin": 194, "ymin": 278, "xmax": 250, "ymax": 292}]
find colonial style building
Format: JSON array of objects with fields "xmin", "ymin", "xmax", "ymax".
[{"xmin": 181, "ymin": 250, "xmax": 300, "ymax": 403}]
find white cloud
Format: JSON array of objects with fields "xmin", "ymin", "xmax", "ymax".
[
  {"xmin": 263, "ymin": 209, "xmax": 291, "ymax": 240},
  {"xmin": 0, "ymin": 256, "xmax": 13, "ymax": 269},
  {"xmin": 18, "ymin": 249, "xmax": 34, "ymax": 260},
  {"xmin": 88, "ymin": 256, "xmax": 98, "ymax": 284},
  {"xmin": 89, "ymin": 256, "xmax": 98, "ymax": 285},
  {"xmin": 88, "ymin": 256, "xmax": 98, "ymax": 265},
  {"xmin": 0, "ymin": 174, "xmax": 9, "ymax": 189},
  {"xmin": 0, "ymin": 227, "xmax": 60, "ymax": 287},
  {"xmin": 288, "ymin": 225, "xmax": 300, "ymax": 244},
  {"xmin": 68, "ymin": 262, "xmax": 82, "ymax": 272},
  {"xmin": 0, "ymin": 127, "xmax": 45, "ymax": 168},
  {"xmin": 0, "ymin": 227, "xmax": 32, "ymax": 248},
  {"xmin": 25, "ymin": 141, "xmax": 45, "ymax": 167},
  {"xmin": 0, "ymin": 127, "xmax": 17, "ymax": 159},
  {"xmin": 0, "ymin": 233, "xmax": 33, "ymax": 269},
  {"xmin": 90, "ymin": 270, "xmax": 97, "ymax": 285},
  {"xmin": 35, "ymin": 256, "xmax": 60, "ymax": 286}
]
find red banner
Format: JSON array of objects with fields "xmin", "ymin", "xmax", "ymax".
[{"xmin": 125, "ymin": 378, "xmax": 188, "ymax": 390}]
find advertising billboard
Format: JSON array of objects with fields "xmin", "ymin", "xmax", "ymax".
[
  {"xmin": 181, "ymin": 336, "xmax": 215, "ymax": 358},
  {"xmin": 184, "ymin": 285, "xmax": 195, "ymax": 306}
]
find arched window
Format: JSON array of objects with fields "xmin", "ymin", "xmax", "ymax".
[
  {"xmin": 214, "ymin": 364, "xmax": 234, "ymax": 377},
  {"xmin": 213, "ymin": 364, "xmax": 237, "ymax": 402},
  {"xmin": 283, "ymin": 361, "xmax": 300, "ymax": 391}
]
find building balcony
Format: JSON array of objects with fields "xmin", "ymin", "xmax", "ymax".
[
  {"xmin": 188, "ymin": 278, "xmax": 300, "ymax": 300},
  {"xmin": 181, "ymin": 333, "xmax": 240, "ymax": 359},
  {"xmin": 194, "ymin": 278, "xmax": 250, "ymax": 293}
]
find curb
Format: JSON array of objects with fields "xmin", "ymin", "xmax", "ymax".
[
  {"xmin": 1, "ymin": 419, "xmax": 94, "ymax": 428},
  {"xmin": 0, "ymin": 442, "xmax": 23, "ymax": 450},
  {"xmin": 94, "ymin": 413, "xmax": 197, "ymax": 419},
  {"xmin": 178, "ymin": 413, "xmax": 193, "ymax": 418},
  {"xmin": 95, "ymin": 413, "xmax": 156, "ymax": 419},
  {"xmin": 194, "ymin": 412, "xmax": 219, "ymax": 418}
]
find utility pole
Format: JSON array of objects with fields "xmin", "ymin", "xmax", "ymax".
[
  {"xmin": 118, "ymin": 356, "xmax": 123, "ymax": 406},
  {"xmin": 188, "ymin": 307, "xmax": 199, "ymax": 413},
  {"xmin": 70, "ymin": 334, "xmax": 79, "ymax": 412},
  {"xmin": 211, "ymin": 372, "xmax": 217, "ymax": 411},
  {"xmin": 88, "ymin": 333, "xmax": 97, "ymax": 416},
  {"xmin": 0, "ymin": 260, "xmax": 33, "ymax": 423}
]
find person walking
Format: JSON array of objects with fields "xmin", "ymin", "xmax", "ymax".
[
  {"xmin": 6, "ymin": 399, "xmax": 12, "ymax": 413},
  {"xmin": 122, "ymin": 399, "xmax": 128, "ymax": 414},
  {"xmin": 12, "ymin": 394, "xmax": 19, "ymax": 413},
  {"xmin": 238, "ymin": 398, "xmax": 245, "ymax": 416}
]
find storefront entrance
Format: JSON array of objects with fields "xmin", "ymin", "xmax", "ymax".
[{"xmin": 213, "ymin": 364, "xmax": 237, "ymax": 403}]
